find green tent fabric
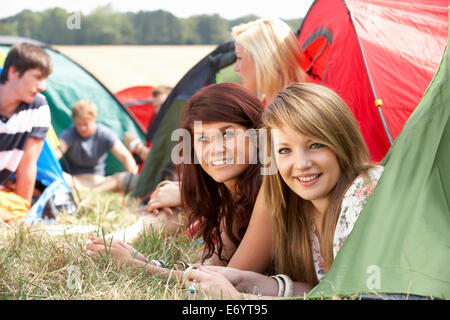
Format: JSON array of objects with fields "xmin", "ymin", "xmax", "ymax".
[
  {"xmin": 307, "ymin": 30, "xmax": 450, "ymax": 298},
  {"xmin": 0, "ymin": 43, "xmax": 145, "ymax": 176}
]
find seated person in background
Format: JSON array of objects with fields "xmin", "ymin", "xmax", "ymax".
[
  {"xmin": 152, "ymin": 84, "xmax": 172, "ymax": 114},
  {"xmin": 95, "ymin": 85, "xmax": 172, "ymax": 193},
  {"xmin": 124, "ymin": 84, "xmax": 172, "ymax": 163},
  {"xmin": 54, "ymin": 99, "xmax": 137, "ymax": 190},
  {"xmin": 0, "ymin": 43, "xmax": 52, "ymax": 223}
]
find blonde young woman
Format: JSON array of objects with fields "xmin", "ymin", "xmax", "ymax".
[
  {"xmin": 232, "ymin": 18, "xmax": 308, "ymax": 104},
  {"xmin": 185, "ymin": 83, "xmax": 384, "ymax": 299}
]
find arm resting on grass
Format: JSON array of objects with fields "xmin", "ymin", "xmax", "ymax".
[
  {"xmin": 106, "ymin": 209, "xmax": 187, "ymax": 243},
  {"xmin": 85, "ymin": 238, "xmax": 186, "ymax": 280},
  {"xmin": 188, "ymin": 267, "xmax": 313, "ymax": 299}
]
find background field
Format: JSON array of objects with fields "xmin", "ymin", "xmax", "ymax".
[{"xmin": 54, "ymin": 45, "xmax": 217, "ymax": 93}]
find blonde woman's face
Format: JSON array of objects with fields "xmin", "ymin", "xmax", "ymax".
[
  {"xmin": 234, "ymin": 43, "xmax": 257, "ymax": 93},
  {"xmin": 274, "ymin": 124, "xmax": 341, "ymax": 210}
]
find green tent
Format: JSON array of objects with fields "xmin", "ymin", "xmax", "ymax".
[
  {"xmin": 307, "ymin": 13, "xmax": 450, "ymax": 300},
  {"xmin": 0, "ymin": 36, "xmax": 145, "ymax": 176}
]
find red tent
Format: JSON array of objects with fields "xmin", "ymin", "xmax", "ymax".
[
  {"xmin": 298, "ymin": 0, "xmax": 448, "ymax": 161},
  {"xmin": 115, "ymin": 86, "xmax": 156, "ymax": 132}
]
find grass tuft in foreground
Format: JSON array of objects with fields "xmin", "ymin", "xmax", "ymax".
[{"xmin": 0, "ymin": 191, "xmax": 202, "ymax": 300}]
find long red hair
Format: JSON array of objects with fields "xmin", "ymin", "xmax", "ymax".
[{"xmin": 179, "ymin": 82, "xmax": 263, "ymax": 263}]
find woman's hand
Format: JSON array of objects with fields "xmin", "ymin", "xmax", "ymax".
[
  {"xmin": 199, "ymin": 266, "xmax": 277, "ymax": 295},
  {"xmin": 197, "ymin": 266, "xmax": 245, "ymax": 287},
  {"xmin": 185, "ymin": 266, "xmax": 243, "ymax": 300},
  {"xmin": 84, "ymin": 237, "xmax": 146, "ymax": 265},
  {"xmin": 147, "ymin": 181, "xmax": 182, "ymax": 213}
]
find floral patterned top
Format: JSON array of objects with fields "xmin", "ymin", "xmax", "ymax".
[{"xmin": 310, "ymin": 165, "xmax": 384, "ymax": 281}]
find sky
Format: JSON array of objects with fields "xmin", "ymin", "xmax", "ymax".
[{"xmin": 0, "ymin": 0, "xmax": 315, "ymax": 20}]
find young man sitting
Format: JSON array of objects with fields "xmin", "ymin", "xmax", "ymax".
[
  {"xmin": 94, "ymin": 85, "xmax": 173, "ymax": 193},
  {"xmin": 0, "ymin": 43, "xmax": 52, "ymax": 223},
  {"xmin": 54, "ymin": 99, "xmax": 138, "ymax": 190}
]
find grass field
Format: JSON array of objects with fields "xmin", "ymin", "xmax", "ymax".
[
  {"xmin": 0, "ymin": 191, "xmax": 203, "ymax": 300},
  {"xmin": 53, "ymin": 45, "xmax": 217, "ymax": 93}
]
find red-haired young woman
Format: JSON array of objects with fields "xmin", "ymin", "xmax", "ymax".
[{"xmin": 86, "ymin": 83, "xmax": 273, "ymax": 273}]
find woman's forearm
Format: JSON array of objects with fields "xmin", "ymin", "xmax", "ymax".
[
  {"xmin": 234, "ymin": 271, "xmax": 278, "ymax": 296},
  {"xmin": 235, "ymin": 271, "xmax": 312, "ymax": 298},
  {"xmin": 107, "ymin": 212, "xmax": 184, "ymax": 244},
  {"xmin": 293, "ymin": 281, "xmax": 313, "ymax": 297},
  {"xmin": 131, "ymin": 258, "xmax": 185, "ymax": 279}
]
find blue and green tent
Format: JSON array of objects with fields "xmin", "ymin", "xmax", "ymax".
[{"xmin": 0, "ymin": 36, "xmax": 145, "ymax": 222}]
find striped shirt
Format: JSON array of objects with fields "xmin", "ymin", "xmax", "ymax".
[{"xmin": 0, "ymin": 93, "xmax": 50, "ymax": 185}]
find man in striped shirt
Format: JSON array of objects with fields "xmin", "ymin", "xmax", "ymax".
[{"xmin": 0, "ymin": 43, "xmax": 53, "ymax": 206}]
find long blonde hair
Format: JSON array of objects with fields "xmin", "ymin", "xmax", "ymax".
[
  {"xmin": 232, "ymin": 18, "xmax": 307, "ymax": 103},
  {"xmin": 262, "ymin": 83, "xmax": 374, "ymax": 285}
]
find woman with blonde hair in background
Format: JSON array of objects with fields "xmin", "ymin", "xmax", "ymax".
[
  {"xmin": 185, "ymin": 83, "xmax": 383, "ymax": 299},
  {"xmin": 232, "ymin": 18, "xmax": 308, "ymax": 104}
]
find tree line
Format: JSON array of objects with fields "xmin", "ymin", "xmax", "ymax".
[{"xmin": 0, "ymin": 4, "xmax": 302, "ymax": 45}]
